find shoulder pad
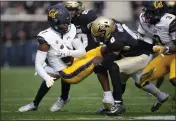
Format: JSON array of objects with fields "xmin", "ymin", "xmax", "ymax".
[
  {"xmin": 37, "ymin": 36, "xmax": 49, "ymax": 45},
  {"xmin": 38, "ymin": 28, "xmax": 51, "ymax": 39},
  {"xmin": 160, "ymin": 13, "xmax": 176, "ymax": 28},
  {"xmin": 81, "ymin": 9, "xmax": 97, "ymax": 23},
  {"xmin": 37, "ymin": 28, "xmax": 55, "ymax": 45}
]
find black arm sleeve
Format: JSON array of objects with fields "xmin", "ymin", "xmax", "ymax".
[
  {"xmin": 137, "ymin": 40, "xmax": 154, "ymax": 53},
  {"xmin": 101, "ymin": 52, "xmax": 118, "ymax": 70}
]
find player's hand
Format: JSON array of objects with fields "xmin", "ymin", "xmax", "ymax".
[
  {"xmin": 58, "ymin": 49, "xmax": 71, "ymax": 58},
  {"xmin": 46, "ymin": 77, "xmax": 55, "ymax": 88},
  {"xmin": 152, "ymin": 45, "xmax": 165, "ymax": 54}
]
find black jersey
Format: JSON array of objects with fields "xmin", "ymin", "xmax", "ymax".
[
  {"xmin": 72, "ymin": 9, "xmax": 99, "ymax": 51},
  {"xmin": 105, "ymin": 21, "xmax": 153, "ymax": 58}
]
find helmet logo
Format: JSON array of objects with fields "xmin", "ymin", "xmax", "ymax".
[
  {"xmin": 98, "ymin": 24, "xmax": 109, "ymax": 32},
  {"xmin": 154, "ymin": 1, "xmax": 163, "ymax": 9},
  {"xmin": 48, "ymin": 9, "xmax": 58, "ymax": 19}
]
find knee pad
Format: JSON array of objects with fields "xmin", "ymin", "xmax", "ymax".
[{"xmin": 170, "ymin": 78, "xmax": 176, "ymax": 87}]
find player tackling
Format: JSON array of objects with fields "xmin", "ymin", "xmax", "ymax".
[{"xmin": 136, "ymin": 1, "xmax": 176, "ymax": 112}]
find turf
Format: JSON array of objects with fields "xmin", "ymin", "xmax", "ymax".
[{"xmin": 1, "ymin": 67, "xmax": 175, "ymax": 120}]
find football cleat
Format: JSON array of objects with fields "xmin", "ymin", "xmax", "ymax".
[
  {"xmin": 50, "ymin": 96, "xmax": 70, "ymax": 112},
  {"xmin": 18, "ymin": 103, "xmax": 37, "ymax": 112},
  {"xmin": 96, "ymin": 107, "xmax": 110, "ymax": 115},
  {"xmin": 151, "ymin": 92, "xmax": 169, "ymax": 112},
  {"xmin": 106, "ymin": 102, "xmax": 126, "ymax": 116}
]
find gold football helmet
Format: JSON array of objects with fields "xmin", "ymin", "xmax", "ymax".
[
  {"xmin": 89, "ymin": 16, "xmax": 116, "ymax": 42},
  {"xmin": 63, "ymin": 1, "xmax": 83, "ymax": 19}
]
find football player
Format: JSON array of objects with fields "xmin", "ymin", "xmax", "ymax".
[
  {"xmin": 136, "ymin": 1, "xmax": 176, "ymax": 112},
  {"xmin": 18, "ymin": 4, "xmax": 114, "ymax": 112},
  {"xmin": 88, "ymin": 16, "xmax": 158, "ymax": 115},
  {"xmin": 49, "ymin": 1, "xmax": 100, "ymax": 112}
]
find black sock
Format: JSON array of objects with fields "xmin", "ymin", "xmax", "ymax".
[
  {"xmin": 109, "ymin": 63, "xmax": 122, "ymax": 102},
  {"xmin": 156, "ymin": 77, "xmax": 164, "ymax": 88},
  {"xmin": 122, "ymin": 83, "xmax": 126, "ymax": 94},
  {"xmin": 60, "ymin": 79, "xmax": 71, "ymax": 101},
  {"xmin": 33, "ymin": 81, "xmax": 51, "ymax": 107}
]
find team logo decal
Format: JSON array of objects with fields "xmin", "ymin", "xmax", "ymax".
[
  {"xmin": 48, "ymin": 9, "xmax": 58, "ymax": 19},
  {"xmin": 154, "ymin": 1, "xmax": 163, "ymax": 9}
]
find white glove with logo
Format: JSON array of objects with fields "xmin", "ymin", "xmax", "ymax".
[
  {"xmin": 46, "ymin": 77, "xmax": 56, "ymax": 88},
  {"xmin": 58, "ymin": 49, "xmax": 71, "ymax": 58}
]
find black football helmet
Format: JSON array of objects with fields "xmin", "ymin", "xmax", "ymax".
[
  {"xmin": 142, "ymin": 1, "xmax": 167, "ymax": 25},
  {"xmin": 47, "ymin": 4, "xmax": 71, "ymax": 34}
]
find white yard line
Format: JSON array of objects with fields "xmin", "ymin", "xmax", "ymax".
[
  {"xmin": 2, "ymin": 116, "xmax": 175, "ymax": 120},
  {"xmin": 2, "ymin": 96, "xmax": 160, "ymax": 101}
]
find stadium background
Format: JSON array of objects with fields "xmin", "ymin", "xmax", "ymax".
[{"xmin": 1, "ymin": 1, "xmax": 176, "ymax": 120}]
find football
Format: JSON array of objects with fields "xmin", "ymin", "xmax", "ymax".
[
  {"xmin": 60, "ymin": 43, "xmax": 74, "ymax": 66},
  {"xmin": 61, "ymin": 56, "xmax": 74, "ymax": 66}
]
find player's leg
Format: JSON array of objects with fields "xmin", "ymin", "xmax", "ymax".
[
  {"xmin": 169, "ymin": 57, "xmax": 176, "ymax": 101},
  {"xmin": 120, "ymin": 73, "xmax": 130, "ymax": 94},
  {"xmin": 138, "ymin": 55, "xmax": 174, "ymax": 112},
  {"xmin": 169, "ymin": 56, "xmax": 176, "ymax": 86},
  {"xmin": 50, "ymin": 80, "xmax": 71, "ymax": 112},
  {"xmin": 18, "ymin": 66, "xmax": 59, "ymax": 112},
  {"xmin": 50, "ymin": 46, "xmax": 113, "ymax": 112},
  {"xmin": 95, "ymin": 72, "xmax": 129, "ymax": 115},
  {"xmin": 156, "ymin": 77, "xmax": 165, "ymax": 88}
]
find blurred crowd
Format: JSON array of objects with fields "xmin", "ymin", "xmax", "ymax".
[{"xmin": 1, "ymin": 1, "xmax": 175, "ymax": 67}]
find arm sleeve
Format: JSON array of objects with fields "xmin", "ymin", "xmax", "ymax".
[
  {"xmin": 101, "ymin": 52, "xmax": 119, "ymax": 70},
  {"xmin": 69, "ymin": 37, "xmax": 86, "ymax": 57},
  {"xmin": 35, "ymin": 50, "xmax": 51, "ymax": 82}
]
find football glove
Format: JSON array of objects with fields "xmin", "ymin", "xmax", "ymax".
[
  {"xmin": 46, "ymin": 77, "xmax": 56, "ymax": 88},
  {"xmin": 153, "ymin": 45, "xmax": 169, "ymax": 54},
  {"xmin": 58, "ymin": 49, "xmax": 71, "ymax": 58}
]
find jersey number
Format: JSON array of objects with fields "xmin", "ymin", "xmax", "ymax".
[{"xmin": 82, "ymin": 10, "xmax": 89, "ymax": 14}]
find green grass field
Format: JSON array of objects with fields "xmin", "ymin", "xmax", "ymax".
[{"xmin": 1, "ymin": 67, "xmax": 175, "ymax": 120}]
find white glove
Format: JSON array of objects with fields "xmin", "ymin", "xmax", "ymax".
[
  {"xmin": 58, "ymin": 49, "xmax": 71, "ymax": 58},
  {"xmin": 46, "ymin": 77, "xmax": 56, "ymax": 88}
]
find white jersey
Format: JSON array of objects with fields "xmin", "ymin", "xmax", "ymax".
[
  {"xmin": 37, "ymin": 24, "xmax": 77, "ymax": 72},
  {"xmin": 138, "ymin": 13, "xmax": 176, "ymax": 46}
]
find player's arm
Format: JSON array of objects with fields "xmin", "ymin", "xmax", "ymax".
[
  {"xmin": 153, "ymin": 19, "xmax": 176, "ymax": 54},
  {"xmin": 35, "ymin": 36, "xmax": 54, "ymax": 87},
  {"xmin": 99, "ymin": 38, "xmax": 124, "ymax": 70},
  {"xmin": 168, "ymin": 18, "xmax": 176, "ymax": 53},
  {"xmin": 70, "ymin": 36, "xmax": 86, "ymax": 57}
]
